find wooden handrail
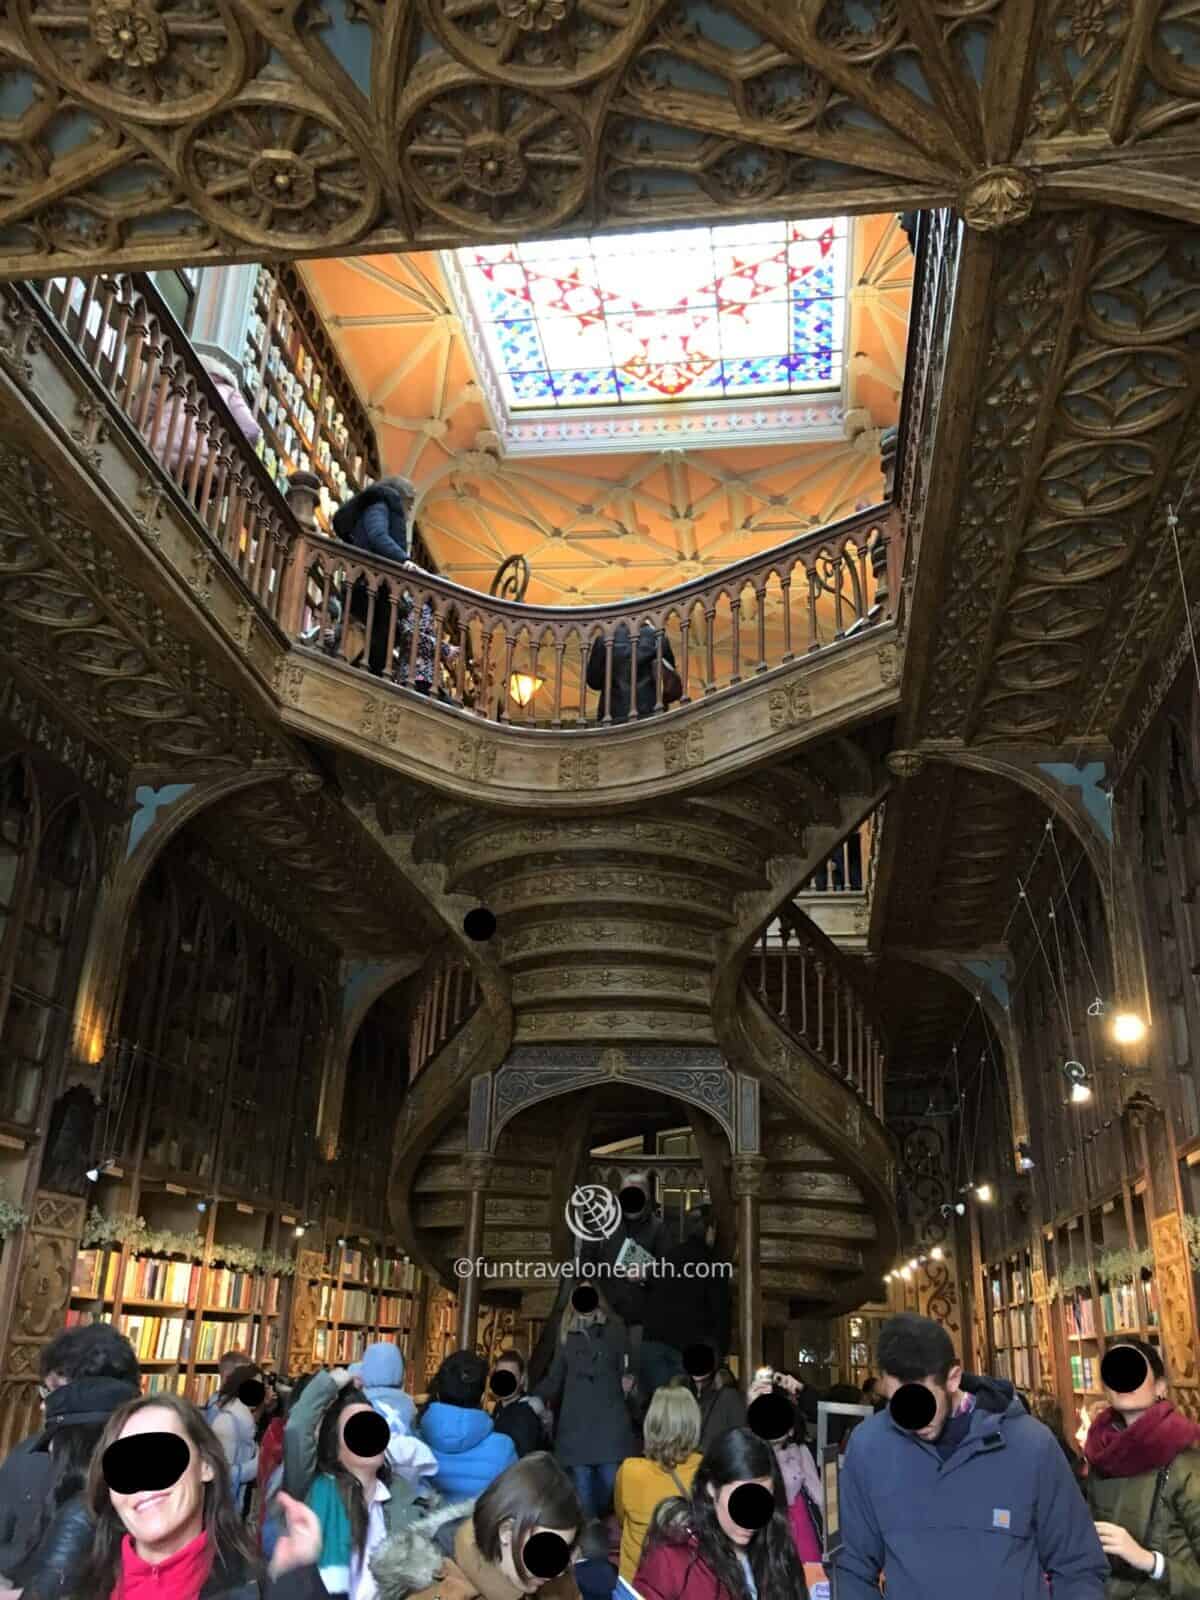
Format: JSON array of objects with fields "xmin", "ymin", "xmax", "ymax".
[{"xmin": 409, "ymin": 953, "xmax": 481, "ymax": 1079}]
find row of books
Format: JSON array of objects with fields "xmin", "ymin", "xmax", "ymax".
[
  {"xmin": 328, "ymin": 1250, "xmax": 417, "ymax": 1290},
  {"xmin": 988, "ymin": 1270, "xmax": 1031, "ymax": 1309},
  {"xmin": 1070, "ymin": 1353, "xmax": 1097, "ymax": 1392},
  {"xmin": 1099, "ymin": 1283, "xmax": 1141, "ymax": 1334},
  {"xmin": 313, "ymin": 1326, "xmax": 379, "ymax": 1364},
  {"xmin": 1065, "ymin": 1295, "xmax": 1097, "ymax": 1338},
  {"xmin": 992, "ymin": 1306, "xmax": 1034, "ymax": 1350},
  {"xmin": 993, "ymin": 1347, "xmax": 1037, "ymax": 1389},
  {"xmin": 72, "ymin": 1251, "xmax": 285, "ymax": 1315},
  {"xmin": 119, "ymin": 1313, "xmax": 190, "ymax": 1363},
  {"xmin": 142, "ymin": 1372, "xmax": 189, "ymax": 1396},
  {"xmin": 195, "ymin": 1318, "xmax": 255, "ymax": 1364}
]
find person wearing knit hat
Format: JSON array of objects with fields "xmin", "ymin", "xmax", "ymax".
[
  {"xmin": 357, "ymin": 1344, "xmax": 437, "ymax": 1486},
  {"xmin": 6, "ymin": 1374, "xmax": 140, "ymax": 1599},
  {"xmin": 418, "ymin": 1351, "xmax": 517, "ymax": 1500}
]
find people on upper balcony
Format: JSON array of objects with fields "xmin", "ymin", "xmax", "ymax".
[
  {"xmin": 586, "ymin": 623, "xmax": 682, "ymax": 724},
  {"xmin": 332, "ymin": 477, "xmax": 417, "ymax": 569}
]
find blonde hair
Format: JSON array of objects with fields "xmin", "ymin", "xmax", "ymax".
[{"xmin": 644, "ymin": 1385, "xmax": 701, "ymax": 1470}]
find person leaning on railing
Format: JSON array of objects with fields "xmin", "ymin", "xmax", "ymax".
[
  {"xmin": 149, "ymin": 353, "xmax": 261, "ymax": 491},
  {"xmin": 331, "ymin": 477, "xmax": 458, "ymax": 691}
]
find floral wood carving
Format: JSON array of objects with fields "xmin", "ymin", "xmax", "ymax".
[{"xmin": 959, "ymin": 167, "xmax": 1037, "ymax": 232}]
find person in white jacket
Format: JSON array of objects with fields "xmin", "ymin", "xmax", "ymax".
[{"xmin": 351, "ymin": 1343, "xmax": 438, "ymax": 1486}]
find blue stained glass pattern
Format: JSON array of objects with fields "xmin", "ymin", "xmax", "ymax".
[{"xmin": 456, "ymin": 218, "xmax": 847, "ymax": 411}]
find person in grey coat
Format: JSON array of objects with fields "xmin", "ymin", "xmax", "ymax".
[
  {"xmin": 832, "ymin": 1312, "xmax": 1106, "ymax": 1600},
  {"xmin": 535, "ymin": 1285, "xmax": 636, "ymax": 1520}
]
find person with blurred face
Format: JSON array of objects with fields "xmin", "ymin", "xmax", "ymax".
[
  {"xmin": 371, "ymin": 1452, "xmax": 583, "ymax": 1600},
  {"xmin": 1086, "ymin": 1336, "xmax": 1200, "ymax": 1596},
  {"xmin": 211, "ymin": 1365, "xmax": 265, "ymax": 1514},
  {"xmin": 633, "ymin": 1427, "xmax": 806, "ymax": 1600},
  {"xmin": 833, "ymin": 1312, "xmax": 1107, "ymax": 1600},
  {"xmin": 284, "ymin": 1367, "xmax": 428, "ymax": 1599},
  {"xmin": 63, "ymin": 1392, "xmax": 324, "ymax": 1598}
]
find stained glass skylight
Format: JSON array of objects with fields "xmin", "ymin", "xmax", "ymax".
[{"xmin": 456, "ymin": 218, "xmax": 848, "ymax": 411}]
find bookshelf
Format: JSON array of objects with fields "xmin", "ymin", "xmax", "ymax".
[
  {"xmin": 70, "ymin": 1183, "xmax": 297, "ymax": 1404},
  {"xmin": 984, "ymin": 1250, "xmax": 1039, "ymax": 1393},
  {"xmin": 1049, "ymin": 1187, "xmax": 1160, "ymax": 1434},
  {"xmin": 424, "ymin": 1285, "xmax": 458, "ymax": 1385},
  {"xmin": 306, "ymin": 1233, "xmax": 422, "ymax": 1378}
]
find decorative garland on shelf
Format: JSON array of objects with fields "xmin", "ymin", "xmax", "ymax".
[
  {"xmin": 1095, "ymin": 1247, "xmax": 1154, "ymax": 1285},
  {"xmin": 0, "ymin": 1196, "xmax": 29, "ymax": 1239},
  {"xmin": 1058, "ymin": 1261, "xmax": 1093, "ymax": 1295},
  {"xmin": 81, "ymin": 1210, "xmax": 295, "ymax": 1275}
]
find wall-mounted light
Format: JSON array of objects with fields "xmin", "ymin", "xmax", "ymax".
[
  {"xmin": 930, "ymin": 1245, "xmax": 945, "ymax": 1261},
  {"xmin": 1112, "ymin": 1012, "xmax": 1147, "ymax": 1046},
  {"xmin": 1017, "ymin": 1141, "xmax": 1035, "ymax": 1173},
  {"xmin": 907, "ymin": 1258, "xmax": 919, "ymax": 1271},
  {"xmin": 900, "ymin": 1266, "xmax": 913, "ymax": 1281},
  {"xmin": 294, "ymin": 1224, "xmax": 306, "ymax": 1238},
  {"xmin": 974, "ymin": 1182, "xmax": 994, "ymax": 1204},
  {"xmin": 509, "ymin": 673, "xmax": 543, "ymax": 708},
  {"xmin": 85, "ymin": 1166, "xmax": 100, "ymax": 1184},
  {"xmin": 196, "ymin": 1201, "xmax": 208, "ymax": 1214},
  {"xmin": 1063, "ymin": 1059, "xmax": 1092, "ymax": 1105}
]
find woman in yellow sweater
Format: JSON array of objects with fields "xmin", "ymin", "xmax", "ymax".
[{"xmin": 614, "ymin": 1386, "xmax": 704, "ymax": 1580}]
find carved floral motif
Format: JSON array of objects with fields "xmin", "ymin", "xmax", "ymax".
[
  {"xmin": 959, "ymin": 167, "xmax": 1037, "ymax": 232},
  {"xmin": 90, "ymin": 1, "xmax": 167, "ymax": 67}
]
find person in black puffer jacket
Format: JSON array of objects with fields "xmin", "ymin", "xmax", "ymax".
[{"xmin": 7, "ymin": 1374, "xmax": 139, "ymax": 1599}]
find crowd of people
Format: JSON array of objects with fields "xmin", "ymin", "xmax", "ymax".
[{"xmin": 1, "ymin": 1206, "xmax": 1199, "ymax": 1599}]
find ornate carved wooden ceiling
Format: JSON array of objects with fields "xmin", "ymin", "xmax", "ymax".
[{"xmin": 1, "ymin": 0, "xmax": 1200, "ymax": 281}]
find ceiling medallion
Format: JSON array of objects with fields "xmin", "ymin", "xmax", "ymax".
[
  {"xmin": 959, "ymin": 166, "xmax": 1036, "ymax": 232},
  {"xmin": 89, "ymin": 0, "xmax": 167, "ymax": 67},
  {"xmin": 499, "ymin": 0, "xmax": 570, "ymax": 28},
  {"xmin": 461, "ymin": 135, "xmax": 527, "ymax": 197},
  {"xmin": 249, "ymin": 150, "xmax": 317, "ymax": 211}
]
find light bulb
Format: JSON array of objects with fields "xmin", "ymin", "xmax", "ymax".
[
  {"xmin": 294, "ymin": 1224, "xmax": 305, "ymax": 1238},
  {"xmin": 1112, "ymin": 1012, "xmax": 1147, "ymax": 1046},
  {"xmin": 85, "ymin": 1166, "xmax": 100, "ymax": 1184},
  {"xmin": 954, "ymin": 1201, "xmax": 966, "ymax": 1216},
  {"xmin": 908, "ymin": 1258, "xmax": 919, "ymax": 1270},
  {"xmin": 930, "ymin": 1245, "xmax": 945, "ymax": 1261},
  {"xmin": 901, "ymin": 1266, "xmax": 913, "ymax": 1280},
  {"xmin": 196, "ymin": 1201, "xmax": 207, "ymax": 1214},
  {"xmin": 975, "ymin": 1183, "xmax": 994, "ymax": 1204},
  {"xmin": 1070, "ymin": 1081, "xmax": 1093, "ymax": 1105}
]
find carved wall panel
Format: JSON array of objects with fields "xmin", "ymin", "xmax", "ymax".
[
  {"xmin": 0, "ymin": 1191, "xmax": 84, "ymax": 1455},
  {"xmin": 893, "ymin": 1117, "xmax": 962, "ymax": 1348},
  {"xmin": 1152, "ymin": 1208, "xmax": 1200, "ymax": 1391},
  {"xmin": 286, "ymin": 1248, "xmax": 327, "ymax": 1381}
]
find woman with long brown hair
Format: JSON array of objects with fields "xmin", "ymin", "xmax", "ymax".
[{"xmin": 67, "ymin": 1391, "xmax": 323, "ymax": 1599}]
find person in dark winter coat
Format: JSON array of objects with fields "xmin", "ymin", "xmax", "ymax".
[
  {"xmin": 586, "ymin": 623, "xmax": 681, "ymax": 724},
  {"xmin": 536, "ymin": 1287, "xmax": 637, "ymax": 1519},
  {"xmin": 488, "ymin": 1350, "xmax": 549, "ymax": 1460},
  {"xmin": 678, "ymin": 1352, "xmax": 747, "ymax": 1455},
  {"xmin": 64, "ymin": 1391, "xmax": 326, "ymax": 1600},
  {"xmin": 5, "ymin": 1374, "xmax": 140, "ymax": 1600},
  {"xmin": 832, "ymin": 1312, "xmax": 1107, "ymax": 1600},
  {"xmin": 0, "ymin": 1322, "xmax": 139, "ymax": 1582},
  {"xmin": 640, "ymin": 1206, "xmax": 730, "ymax": 1397},
  {"xmin": 634, "ymin": 1426, "xmax": 807, "ymax": 1600},
  {"xmin": 332, "ymin": 478, "xmax": 414, "ymax": 567},
  {"xmin": 1085, "ymin": 1336, "xmax": 1200, "ymax": 1597},
  {"xmin": 578, "ymin": 1171, "xmax": 670, "ymax": 1333}
]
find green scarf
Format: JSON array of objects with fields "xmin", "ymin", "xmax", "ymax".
[{"xmin": 306, "ymin": 1472, "xmax": 351, "ymax": 1595}]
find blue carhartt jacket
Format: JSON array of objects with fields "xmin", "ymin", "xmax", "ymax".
[
  {"xmin": 831, "ymin": 1374, "xmax": 1107, "ymax": 1600},
  {"xmin": 418, "ymin": 1401, "xmax": 517, "ymax": 1499}
]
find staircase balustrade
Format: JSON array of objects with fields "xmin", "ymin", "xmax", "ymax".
[
  {"xmin": 284, "ymin": 505, "xmax": 896, "ymax": 728},
  {"xmin": 409, "ymin": 955, "xmax": 481, "ymax": 1079},
  {"xmin": 15, "ymin": 270, "xmax": 901, "ymax": 731},
  {"xmin": 25, "ymin": 272, "xmax": 294, "ymax": 616},
  {"xmin": 750, "ymin": 905, "xmax": 886, "ymax": 1119}
]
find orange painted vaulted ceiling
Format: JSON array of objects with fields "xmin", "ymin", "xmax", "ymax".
[{"xmin": 301, "ymin": 212, "xmax": 912, "ymax": 605}]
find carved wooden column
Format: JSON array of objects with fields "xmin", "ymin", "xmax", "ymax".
[
  {"xmin": 0, "ymin": 1192, "xmax": 86, "ymax": 1456},
  {"xmin": 732, "ymin": 1155, "xmax": 766, "ymax": 1376},
  {"xmin": 457, "ymin": 1153, "xmax": 493, "ymax": 1352},
  {"xmin": 285, "ymin": 1248, "xmax": 326, "ymax": 1380}
]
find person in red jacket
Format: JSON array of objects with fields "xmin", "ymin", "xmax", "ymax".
[{"xmin": 633, "ymin": 1426, "xmax": 808, "ymax": 1600}]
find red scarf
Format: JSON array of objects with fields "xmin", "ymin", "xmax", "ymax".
[
  {"xmin": 1084, "ymin": 1400, "xmax": 1200, "ymax": 1477},
  {"xmin": 110, "ymin": 1529, "xmax": 214, "ymax": 1600}
]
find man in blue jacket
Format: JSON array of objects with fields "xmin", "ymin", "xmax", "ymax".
[{"xmin": 832, "ymin": 1312, "xmax": 1107, "ymax": 1600}]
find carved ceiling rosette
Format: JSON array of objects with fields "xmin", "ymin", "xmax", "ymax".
[
  {"xmin": 15, "ymin": 0, "xmax": 250, "ymax": 123},
  {"xmin": 424, "ymin": 0, "xmax": 646, "ymax": 90},
  {"xmin": 184, "ymin": 92, "xmax": 380, "ymax": 250},
  {"xmin": 398, "ymin": 68, "xmax": 589, "ymax": 235}
]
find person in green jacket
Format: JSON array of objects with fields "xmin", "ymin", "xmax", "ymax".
[
  {"xmin": 283, "ymin": 1367, "xmax": 435, "ymax": 1597},
  {"xmin": 1085, "ymin": 1337, "xmax": 1200, "ymax": 1596}
]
